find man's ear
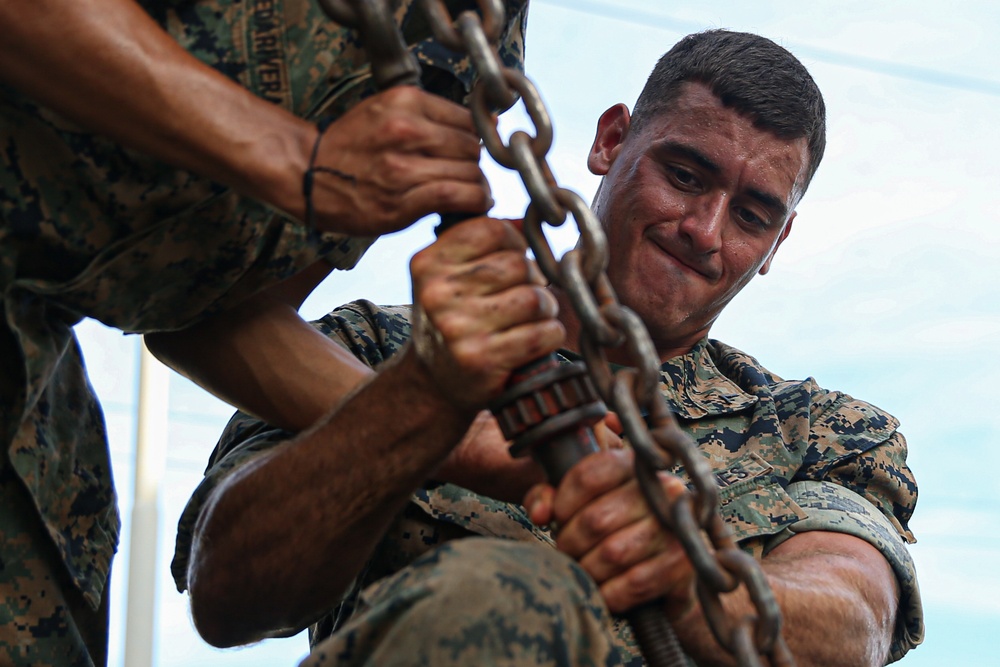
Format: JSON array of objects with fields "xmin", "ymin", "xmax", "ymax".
[
  {"xmin": 588, "ymin": 104, "xmax": 631, "ymax": 176},
  {"xmin": 759, "ymin": 213, "xmax": 795, "ymax": 275}
]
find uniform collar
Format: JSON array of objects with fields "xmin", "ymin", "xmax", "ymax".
[{"xmin": 558, "ymin": 338, "xmax": 758, "ymax": 421}]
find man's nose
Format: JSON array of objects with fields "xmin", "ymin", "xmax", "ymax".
[{"xmin": 678, "ymin": 195, "xmax": 725, "ymax": 254}]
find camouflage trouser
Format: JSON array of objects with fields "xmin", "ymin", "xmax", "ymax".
[
  {"xmin": 302, "ymin": 537, "xmax": 642, "ymax": 667},
  {"xmin": 0, "ymin": 463, "xmax": 110, "ymax": 667}
]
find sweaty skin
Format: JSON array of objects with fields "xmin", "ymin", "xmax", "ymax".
[
  {"xmin": 174, "ymin": 65, "xmax": 903, "ymax": 665},
  {"xmin": 185, "ymin": 217, "xmax": 565, "ymax": 647},
  {"xmin": 526, "ymin": 83, "xmax": 901, "ymax": 666},
  {"xmin": 1, "ymin": 0, "xmax": 494, "ymax": 432},
  {"xmin": 585, "ymin": 84, "xmax": 805, "ymax": 363},
  {"xmin": 0, "ymin": 0, "xmax": 491, "ymax": 235}
]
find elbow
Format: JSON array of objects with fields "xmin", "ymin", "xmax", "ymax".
[
  {"xmin": 185, "ymin": 501, "xmax": 268, "ymax": 648},
  {"xmin": 184, "ymin": 488, "xmax": 308, "ymax": 648},
  {"xmin": 187, "ymin": 552, "xmax": 253, "ymax": 648},
  {"xmin": 189, "ymin": 596, "xmax": 240, "ymax": 648},
  {"xmin": 142, "ymin": 331, "xmax": 184, "ymax": 371}
]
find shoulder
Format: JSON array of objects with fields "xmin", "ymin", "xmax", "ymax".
[
  {"xmin": 312, "ymin": 300, "xmax": 414, "ymax": 367},
  {"xmin": 707, "ymin": 339, "xmax": 900, "ymax": 437}
]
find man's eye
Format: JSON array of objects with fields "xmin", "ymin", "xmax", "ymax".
[
  {"xmin": 736, "ymin": 207, "xmax": 767, "ymax": 228},
  {"xmin": 667, "ymin": 166, "xmax": 699, "ymax": 189}
]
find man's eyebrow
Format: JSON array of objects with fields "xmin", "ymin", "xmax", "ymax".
[
  {"xmin": 656, "ymin": 141, "xmax": 720, "ymax": 175},
  {"xmin": 746, "ymin": 187, "xmax": 788, "ymax": 220},
  {"xmin": 656, "ymin": 140, "xmax": 789, "ymax": 220}
]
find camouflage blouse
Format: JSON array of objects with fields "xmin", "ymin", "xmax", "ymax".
[
  {"xmin": 172, "ymin": 299, "xmax": 924, "ymax": 662},
  {"xmin": 0, "ymin": 0, "xmax": 528, "ymax": 610}
]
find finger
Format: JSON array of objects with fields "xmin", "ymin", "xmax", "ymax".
[
  {"xmin": 524, "ymin": 483, "xmax": 556, "ymax": 525},
  {"xmin": 411, "ymin": 122, "xmax": 483, "ymax": 160},
  {"xmin": 416, "ymin": 89, "xmax": 478, "ymax": 132},
  {"xmin": 604, "ymin": 411, "xmax": 623, "ymax": 435},
  {"xmin": 401, "ymin": 179, "xmax": 494, "ymax": 223},
  {"xmin": 575, "ymin": 514, "xmax": 669, "ymax": 584},
  {"xmin": 433, "ymin": 252, "xmax": 552, "ymax": 304},
  {"xmin": 433, "ymin": 284, "xmax": 559, "ymax": 341},
  {"xmin": 592, "ymin": 420, "xmax": 624, "ymax": 451},
  {"xmin": 551, "ymin": 449, "xmax": 634, "ymax": 525},
  {"xmin": 449, "ymin": 317, "xmax": 565, "ymax": 375},
  {"xmin": 554, "ymin": 477, "xmax": 648, "ymax": 559},
  {"xmin": 452, "ymin": 251, "xmax": 543, "ymax": 298},
  {"xmin": 370, "ymin": 86, "xmax": 477, "ymax": 134},
  {"xmin": 526, "ymin": 258, "xmax": 548, "ymax": 287},
  {"xmin": 372, "ymin": 114, "xmax": 481, "ymax": 161},
  {"xmin": 385, "ymin": 154, "xmax": 485, "ymax": 189},
  {"xmin": 598, "ymin": 546, "xmax": 696, "ymax": 615},
  {"xmin": 415, "ymin": 218, "xmax": 528, "ymax": 273}
]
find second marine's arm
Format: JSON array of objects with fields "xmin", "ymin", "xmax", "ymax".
[{"xmin": 183, "ymin": 216, "xmax": 563, "ymax": 648}]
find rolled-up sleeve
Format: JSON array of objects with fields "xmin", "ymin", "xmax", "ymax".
[{"xmin": 764, "ymin": 479, "xmax": 924, "ymax": 663}]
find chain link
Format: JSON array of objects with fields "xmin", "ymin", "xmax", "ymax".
[{"xmin": 320, "ymin": 1, "xmax": 795, "ymax": 664}]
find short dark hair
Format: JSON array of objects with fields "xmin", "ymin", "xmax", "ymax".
[{"xmin": 631, "ymin": 29, "xmax": 826, "ymax": 190}]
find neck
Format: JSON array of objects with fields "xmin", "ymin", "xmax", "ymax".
[{"xmin": 554, "ymin": 289, "xmax": 696, "ymax": 366}]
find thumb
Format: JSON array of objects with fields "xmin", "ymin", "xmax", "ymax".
[{"xmin": 523, "ymin": 483, "xmax": 556, "ymax": 526}]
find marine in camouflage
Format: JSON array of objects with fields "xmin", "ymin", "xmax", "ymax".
[
  {"xmin": 0, "ymin": 1, "xmax": 529, "ymax": 664},
  {"xmin": 172, "ymin": 299, "xmax": 923, "ymax": 665}
]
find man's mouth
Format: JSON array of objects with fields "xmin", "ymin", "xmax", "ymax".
[{"xmin": 650, "ymin": 237, "xmax": 716, "ymax": 281}]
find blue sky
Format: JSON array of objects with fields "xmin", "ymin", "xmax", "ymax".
[{"xmin": 76, "ymin": 1, "xmax": 1000, "ymax": 664}]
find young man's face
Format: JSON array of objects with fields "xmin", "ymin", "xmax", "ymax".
[{"xmin": 588, "ymin": 82, "xmax": 810, "ymax": 359}]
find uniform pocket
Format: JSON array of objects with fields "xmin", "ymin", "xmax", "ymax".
[{"xmin": 714, "ymin": 453, "xmax": 806, "ymax": 542}]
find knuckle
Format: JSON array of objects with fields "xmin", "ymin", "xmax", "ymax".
[
  {"xmin": 535, "ymin": 287, "xmax": 558, "ymax": 318},
  {"xmin": 577, "ymin": 505, "xmax": 615, "ymax": 539},
  {"xmin": 386, "ymin": 85, "xmax": 421, "ymax": 105},
  {"xmin": 452, "ymin": 340, "xmax": 493, "ymax": 375},
  {"xmin": 418, "ymin": 281, "xmax": 454, "ymax": 313},
  {"xmin": 379, "ymin": 151, "xmax": 410, "ymax": 179},
  {"xmin": 434, "ymin": 312, "xmax": 465, "ymax": 342},
  {"xmin": 513, "ymin": 283, "xmax": 544, "ymax": 315},
  {"xmin": 597, "ymin": 537, "xmax": 632, "ymax": 569},
  {"xmin": 437, "ymin": 183, "xmax": 491, "ymax": 212},
  {"xmin": 453, "ymin": 216, "xmax": 501, "ymax": 246},
  {"xmin": 621, "ymin": 565, "xmax": 657, "ymax": 600},
  {"xmin": 541, "ymin": 319, "xmax": 567, "ymax": 345},
  {"xmin": 381, "ymin": 114, "xmax": 420, "ymax": 143},
  {"xmin": 487, "ymin": 248, "xmax": 517, "ymax": 279},
  {"xmin": 410, "ymin": 248, "xmax": 433, "ymax": 275},
  {"xmin": 574, "ymin": 456, "xmax": 612, "ymax": 493},
  {"xmin": 501, "ymin": 252, "xmax": 532, "ymax": 283}
]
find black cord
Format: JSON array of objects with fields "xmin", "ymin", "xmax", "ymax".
[{"xmin": 302, "ymin": 117, "xmax": 358, "ymax": 228}]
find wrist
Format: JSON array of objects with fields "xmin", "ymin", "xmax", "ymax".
[
  {"xmin": 392, "ymin": 343, "xmax": 481, "ymax": 427},
  {"xmin": 226, "ymin": 108, "xmax": 315, "ymax": 224}
]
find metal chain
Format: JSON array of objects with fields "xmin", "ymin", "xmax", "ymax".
[{"xmin": 320, "ymin": 1, "xmax": 795, "ymax": 665}]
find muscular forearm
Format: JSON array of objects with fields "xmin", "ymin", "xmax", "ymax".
[
  {"xmin": 672, "ymin": 532, "xmax": 898, "ymax": 667},
  {"xmin": 186, "ymin": 346, "xmax": 477, "ymax": 648},
  {"xmin": 144, "ymin": 263, "xmax": 355, "ymax": 432},
  {"xmin": 0, "ymin": 0, "xmax": 309, "ymax": 215}
]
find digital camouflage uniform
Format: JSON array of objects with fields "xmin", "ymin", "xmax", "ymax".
[
  {"xmin": 0, "ymin": 1, "xmax": 529, "ymax": 664},
  {"xmin": 172, "ymin": 300, "xmax": 924, "ymax": 666}
]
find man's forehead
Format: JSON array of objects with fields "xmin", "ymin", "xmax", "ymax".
[{"xmin": 635, "ymin": 96, "xmax": 808, "ymax": 199}]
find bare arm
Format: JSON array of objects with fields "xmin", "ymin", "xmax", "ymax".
[
  {"xmin": 185, "ymin": 217, "xmax": 565, "ymax": 647},
  {"xmin": 526, "ymin": 450, "xmax": 900, "ymax": 666},
  {"xmin": 671, "ymin": 532, "xmax": 898, "ymax": 667},
  {"xmin": 0, "ymin": 0, "xmax": 310, "ymax": 210},
  {"xmin": 144, "ymin": 261, "xmax": 373, "ymax": 432},
  {"xmin": 0, "ymin": 0, "xmax": 490, "ymax": 234},
  {"xmin": 187, "ymin": 347, "xmax": 476, "ymax": 647}
]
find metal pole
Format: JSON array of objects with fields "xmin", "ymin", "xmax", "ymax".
[{"xmin": 124, "ymin": 340, "xmax": 170, "ymax": 667}]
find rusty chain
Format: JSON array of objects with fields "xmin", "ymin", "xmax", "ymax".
[{"xmin": 319, "ymin": 1, "xmax": 795, "ymax": 665}]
